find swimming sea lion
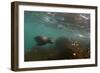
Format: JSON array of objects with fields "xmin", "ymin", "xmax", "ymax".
[{"xmin": 34, "ymin": 36, "xmax": 53, "ymax": 46}]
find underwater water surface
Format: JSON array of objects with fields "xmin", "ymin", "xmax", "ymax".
[{"xmin": 24, "ymin": 11, "xmax": 90, "ymax": 61}]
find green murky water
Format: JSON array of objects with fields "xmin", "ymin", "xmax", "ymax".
[{"xmin": 24, "ymin": 11, "xmax": 90, "ymax": 61}]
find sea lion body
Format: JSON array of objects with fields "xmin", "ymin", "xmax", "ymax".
[{"xmin": 34, "ymin": 36, "xmax": 53, "ymax": 45}]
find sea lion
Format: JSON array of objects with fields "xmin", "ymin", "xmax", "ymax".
[{"xmin": 34, "ymin": 36, "xmax": 53, "ymax": 46}]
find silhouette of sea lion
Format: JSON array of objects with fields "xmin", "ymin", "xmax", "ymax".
[{"xmin": 34, "ymin": 36, "xmax": 53, "ymax": 46}]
